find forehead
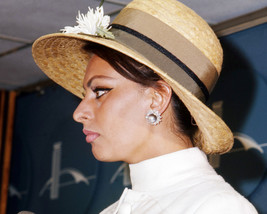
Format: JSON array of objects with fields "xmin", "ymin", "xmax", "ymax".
[{"xmin": 84, "ymin": 55, "xmax": 122, "ymax": 80}]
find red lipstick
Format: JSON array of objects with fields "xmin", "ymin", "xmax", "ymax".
[{"xmin": 83, "ymin": 129, "xmax": 100, "ymax": 143}]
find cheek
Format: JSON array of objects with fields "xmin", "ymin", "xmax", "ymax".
[
  {"xmin": 101, "ymin": 89, "xmax": 148, "ymax": 136},
  {"xmin": 121, "ymin": 91, "xmax": 146, "ymax": 118}
]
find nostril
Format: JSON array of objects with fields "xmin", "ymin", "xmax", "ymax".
[{"xmin": 74, "ymin": 112, "xmax": 85, "ymax": 123}]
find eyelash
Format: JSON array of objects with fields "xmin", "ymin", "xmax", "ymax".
[{"xmin": 92, "ymin": 87, "xmax": 112, "ymax": 99}]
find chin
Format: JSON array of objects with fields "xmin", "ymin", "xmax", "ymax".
[
  {"xmin": 92, "ymin": 150, "xmax": 121, "ymax": 162},
  {"xmin": 94, "ymin": 156, "xmax": 122, "ymax": 163}
]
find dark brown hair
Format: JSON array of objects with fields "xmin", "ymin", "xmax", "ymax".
[{"xmin": 83, "ymin": 43, "xmax": 197, "ymax": 139}]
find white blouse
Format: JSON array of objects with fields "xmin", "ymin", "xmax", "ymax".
[{"xmin": 100, "ymin": 147, "xmax": 258, "ymax": 214}]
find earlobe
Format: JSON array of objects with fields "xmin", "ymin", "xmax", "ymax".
[{"xmin": 150, "ymin": 80, "xmax": 172, "ymax": 114}]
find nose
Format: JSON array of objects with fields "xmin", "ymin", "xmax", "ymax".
[{"xmin": 73, "ymin": 98, "xmax": 93, "ymax": 123}]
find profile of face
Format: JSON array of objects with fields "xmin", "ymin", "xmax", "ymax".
[{"xmin": 73, "ymin": 55, "xmax": 166, "ymax": 163}]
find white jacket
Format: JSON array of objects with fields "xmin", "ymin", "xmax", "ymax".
[{"xmin": 100, "ymin": 147, "xmax": 258, "ymax": 214}]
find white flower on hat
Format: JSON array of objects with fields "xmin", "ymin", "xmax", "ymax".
[{"xmin": 61, "ymin": 6, "xmax": 114, "ymax": 39}]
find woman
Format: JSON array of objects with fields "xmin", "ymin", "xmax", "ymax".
[{"xmin": 32, "ymin": 0, "xmax": 258, "ymax": 213}]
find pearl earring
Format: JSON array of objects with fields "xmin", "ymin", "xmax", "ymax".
[{"xmin": 146, "ymin": 109, "xmax": 162, "ymax": 125}]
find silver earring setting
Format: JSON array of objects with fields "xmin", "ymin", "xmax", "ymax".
[{"xmin": 146, "ymin": 109, "xmax": 162, "ymax": 125}]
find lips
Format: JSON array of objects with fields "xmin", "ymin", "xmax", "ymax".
[{"xmin": 83, "ymin": 129, "xmax": 100, "ymax": 143}]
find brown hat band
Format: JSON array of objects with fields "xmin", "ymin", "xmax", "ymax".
[{"xmin": 111, "ymin": 8, "xmax": 218, "ymax": 101}]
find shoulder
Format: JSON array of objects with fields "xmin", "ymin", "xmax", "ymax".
[
  {"xmin": 159, "ymin": 175, "xmax": 258, "ymax": 214},
  {"xmin": 195, "ymin": 191, "xmax": 258, "ymax": 214}
]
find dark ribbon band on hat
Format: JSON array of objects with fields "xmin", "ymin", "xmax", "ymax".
[
  {"xmin": 111, "ymin": 23, "xmax": 210, "ymax": 100},
  {"xmin": 110, "ymin": 8, "xmax": 218, "ymax": 102}
]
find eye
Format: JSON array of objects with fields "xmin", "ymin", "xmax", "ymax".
[{"xmin": 93, "ymin": 87, "xmax": 112, "ymax": 99}]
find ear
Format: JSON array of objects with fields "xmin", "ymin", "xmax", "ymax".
[{"xmin": 150, "ymin": 80, "xmax": 172, "ymax": 114}]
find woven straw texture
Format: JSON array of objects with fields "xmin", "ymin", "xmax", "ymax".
[
  {"xmin": 32, "ymin": 0, "xmax": 233, "ymax": 154},
  {"xmin": 126, "ymin": 0, "xmax": 223, "ymax": 73}
]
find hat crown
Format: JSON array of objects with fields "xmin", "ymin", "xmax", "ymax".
[{"xmin": 115, "ymin": 0, "xmax": 223, "ymax": 74}]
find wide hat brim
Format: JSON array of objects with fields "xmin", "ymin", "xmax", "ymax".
[{"xmin": 32, "ymin": 32, "xmax": 233, "ymax": 154}]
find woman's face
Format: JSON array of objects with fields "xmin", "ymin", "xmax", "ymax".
[{"xmin": 73, "ymin": 55, "xmax": 153, "ymax": 163}]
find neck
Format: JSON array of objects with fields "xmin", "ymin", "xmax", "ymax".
[
  {"xmin": 147, "ymin": 131, "xmax": 193, "ymax": 158},
  {"xmin": 126, "ymin": 128, "xmax": 193, "ymax": 164}
]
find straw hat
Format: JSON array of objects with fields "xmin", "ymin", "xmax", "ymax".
[{"xmin": 32, "ymin": 0, "xmax": 233, "ymax": 154}]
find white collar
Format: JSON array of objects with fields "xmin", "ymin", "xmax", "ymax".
[{"xmin": 129, "ymin": 147, "xmax": 215, "ymax": 192}]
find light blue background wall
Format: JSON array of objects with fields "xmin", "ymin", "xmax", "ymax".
[{"xmin": 208, "ymin": 23, "xmax": 267, "ymax": 213}]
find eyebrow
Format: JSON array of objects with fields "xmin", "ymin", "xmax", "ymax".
[{"xmin": 84, "ymin": 75, "xmax": 114, "ymax": 89}]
